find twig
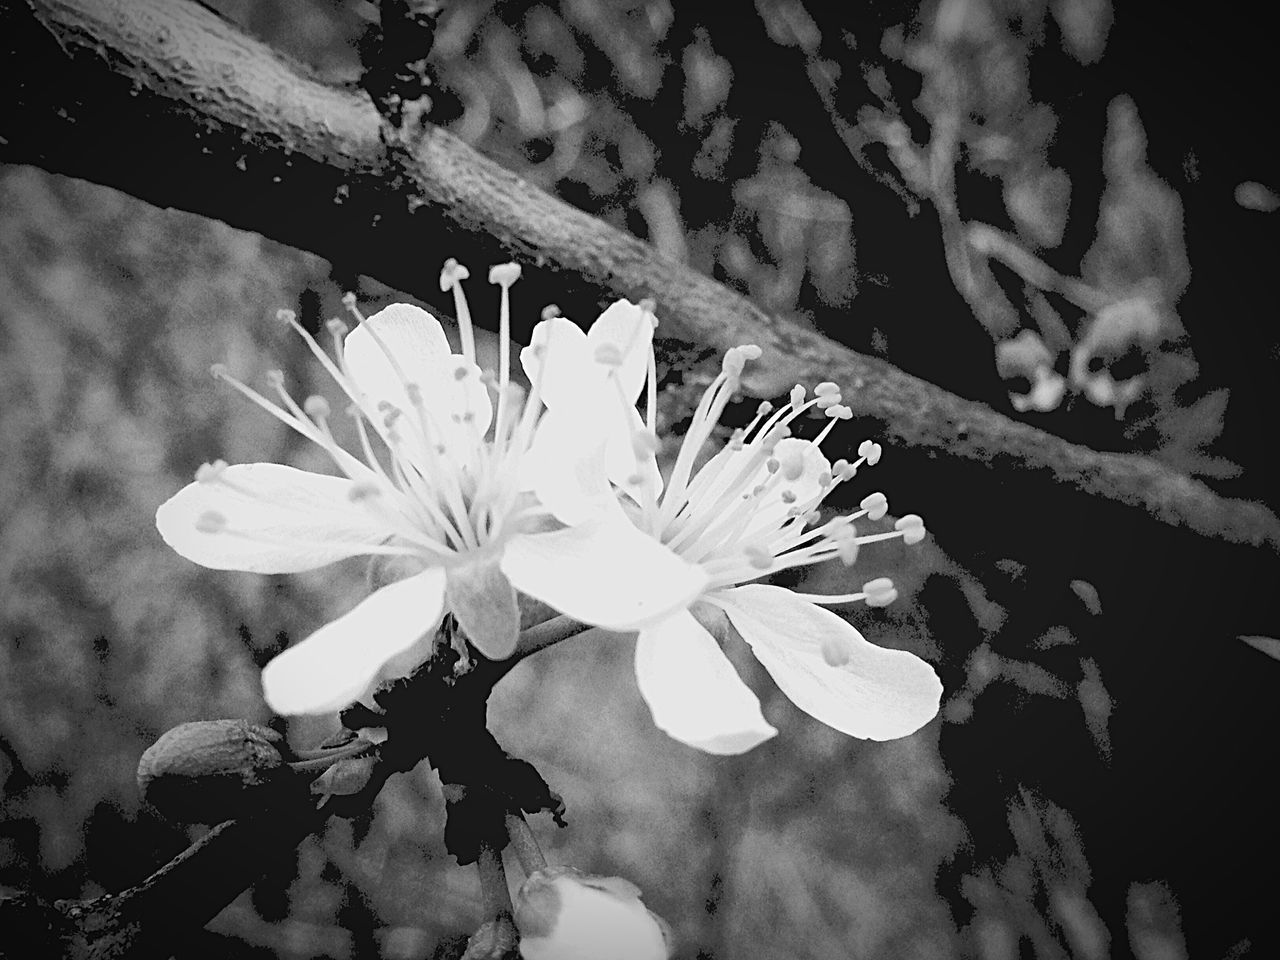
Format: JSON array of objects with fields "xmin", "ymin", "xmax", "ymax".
[{"xmin": 1, "ymin": 0, "xmax": 1277, "ymax": 551}]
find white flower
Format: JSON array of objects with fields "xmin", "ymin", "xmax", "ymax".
[
  {"xmin": 513, "ymin": 867, "xmax": 671, "ymax": 960},
  {"xmin": 502, "ymin": 305, "xmax": 943, "ymax": 754},
  {"xmin": 155, "ymin": 262, "xmax": 693, "ymax": 715}
]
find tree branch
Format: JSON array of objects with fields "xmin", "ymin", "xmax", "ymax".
[{"xmin": 1, "ymin": 0, "xmax": 1275, "ymax": 551}]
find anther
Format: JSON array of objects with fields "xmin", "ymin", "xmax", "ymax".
[
  {"xmin": 825, "ymin": 404, "xmax": 853, "ymax": 420},
  {"xmin": 863, "ymin": 577, "xmax": 898, "ymax": 607},
  {"xmin": 789, "ymin": 384, "xmax": 806, "ymax": 408},
  {"xmin": 541, "ymin": 304, "xmax": 561, "ymax": 321},
  {"xmin": 195, "ymin": 460, "xmax": 229, "ymax": 483},
  {"xmin": 326, "ymin": 317, "xmax": 347, "ymax": 337},
  {"xmin": 836, "ymin": 462, "xmax": 858, "ymax": 482},
  {"xmin": 195, "ymin": 511, "xmax": 227, "ymax": 534},
  {"xmin": 744, "ymin": 545, "xmax": 774, "ymax": 569},
  {"xmin": 594, "ymin": 343, "xmax": 624, "ymax": 367},
  {"xmin": 727, "ymin": 428, "xmax": 746, "ymax": 451},
  {"xmin": 439, "ymin": 258, "xmax": 470, "ymax": 290},
  {"xmin": 821, "ymin": 634, "xmax": 856, "ymax": 667},
  {"xmin": 765, "ymin": 458, "xmax": 780, "ymax": 474},
  {"xmin": 488, "ymin": 262, "xmax": 521, "ymax": 287},
  {"xmin": 275, "ymin": 308, "xmax": 296, "ymax": 324},
  {"xmin": 779, "ymin": 448, "xmax": 805, "ymax": 481},
  {"xmin": 347, "ymin": 481, "xmax": 381, "ymax": 502},
  {"xmin": 814, "ymin": 382, "xmax": 841, "ymax": 398},
  {"xmin": 895, "ymin": 514, "xmax": 926, "ymax": 545},
  {"xmin": 817, "ymin": 470, "xmax": 833, "ymax": 488},
  {"xmin": 858, "ymin": 440, "xmax": 883, "ymax": 466},
  {"xmin": 722, "ymin": 347, "xmax": 749, "ymax": 379},
  {"xmin": 860, "ymin": 492, "xmax": 888, "ymax": 521},
  {"xmin": 740, "ymin": 345, "xmax": 762, "ymax": 360},
  {"xmin": 304, "ymin": 395, "xmax": 331, "ymax": 419},
  {"xmin": 266, "ymin": 369, "xmax": 285, "ymax": 388},
  {"xmin": 454, "ymin": 365, "xmax": 470, "ymax": 381},
  {"xmin": 632, "ymin": 429, "xmax": 659, "ymax": 457},
  {"xmin": 780, "ymin": 490, "xmax": 797, "ymax": 504},
  {"xmin": 756, "ymin": 401, "xmax": 774, "ymax": 417},
  {"xmin": 210, "ymin": 363, "xmax": 228, "ymax": 380}
]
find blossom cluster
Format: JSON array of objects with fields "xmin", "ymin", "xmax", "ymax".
[{"xmin": 157, "ymin": 261, "xmax": 941, "ymax": 753}]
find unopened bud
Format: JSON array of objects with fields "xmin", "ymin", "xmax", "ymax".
[
  {"xmin": 137, "ymin": 720, "xmax": 288, "ymax": 824},
  {"xmin": 514, "ymin": 867, "xmax": 672, "ymax": 960}
]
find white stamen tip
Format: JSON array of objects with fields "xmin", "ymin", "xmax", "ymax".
[
  {"xmin": 303, "ymin": 395, "xmax": 331, "ymax": 419},
  {"xmin": 860, "ymin": 492, "xmax": 888, "ymax": 521},
  {"xmin": 863, "ymin": 577, "xmax": 898, "ymax": 607},
  {"xmin": 826, "ymin": 404, "xmax": 853, "ymax": 420},
  {"xmin": 821, "ymin": 634, "xmax": 856, "ymax": 667},
  {"xmin": 895, "ymin": 514, "xmax": 926, "ymax": 545},
  {"xmin": 780, "ymin": 489, "xmax": 797, "ymax": 504},
  {"xmin": 340, "ymin": 291, "xmax": 358, "ymax": 310},
  {"xmin": 210, "ymin": 363, "xmax": 228, "ymax": 379},
  {"xmin": 722, "ymin": 347, "xmax": 752, "ymax": 378},
  {"xmin": 756, "ymin": 400, "xmax": 774, "ymax": 417},
  {"xmin": 488, "ymin": 262, "xmax": 521, "ymax": 286},
  {"xmin": 439, "ymin": 258, "xmax": 470, "ymax": 290},
  {"xmin": 541, "ymin": 304, "xmax": 561, "ymax": 321},
  {"xmin": 814, "ymin": 381, "xmax": 841, "ymax": 397},
  {"xmin": 275, "ymin": 308, "xmax": 296, "ymax": 324},
  {"xmin": 194, "ymin": 459, "xmax": 229, "ymax": 483},
  {"xmin": 745, "ymin": 545, "xmax": 774, "ymax": 569},
  {"xmin": 632, "ymin": 429, "xmax": 659, "ymax": 457},
  {"xmin": 195, "ymin": 510, "xmax": 227, "ymax": 534},
  {"xmin": 326, "ymin": 317, "xmax": 347, "ymax": 337},
  {"xmin": 789, "ymin": 384, "xmax": 806, "ymax": 407},
  {"xmin": 740, "ymin": 344, "xmax": 762, "ymax": 360},
  {"xmin": 858, "ymin": 440, "xmax": 883, "ymax": 465},
  {"xmin": 266, "ymin": 369, "xmax": 285, "ymax": 388}
]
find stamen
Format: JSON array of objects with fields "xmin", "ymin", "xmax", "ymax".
[
  {"xmin": 195, "ymin": 460, "xmax": 229, "ymax": 483},
  {"xmin": 195, "ymin": 511, "xmax": 227, "ymax": 534},
  {"xmin": 341, "ymin": 292, "xmax": 366, "ymax": 324},
  {"xmin": 440, "ymin": 258, "xmax": 476, "ymax": 362},
  {"xmin": 821, "ymin": 634, "xmax": 856, "ymax": 667},
  {"xmin": 488, "ymin": 262, "xmax": 520, "ymax": 434},
  {"xmin": 895, "ymin": 514, "xmax": 927, "ymax": 545},
  {"xmin": 863, "ymin": 578, "xmax": 898, "ymax": 607},
  {"xmin": 304, "ymin": 395, "xmax": 331, "ymax": 420},
  {"xmin": 860, "ymin": 492, "xmax": 888, "ymax": 521},
  {"xmin": 858, "ymin": 439, "xmax": 883, "ymax": 466}
]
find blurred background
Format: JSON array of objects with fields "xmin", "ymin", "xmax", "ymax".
[{"xmin": 2, "ymin": 0, "xmax": 1278, "ymax": 957}]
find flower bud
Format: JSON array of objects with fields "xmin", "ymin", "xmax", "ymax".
[
  {"xmin": 514, "ymin": 867, "xmax": 672, "ymax": 960},
  {"xmin": 136, "ymin": 719, "xmax": 289, "ymax": 823}
]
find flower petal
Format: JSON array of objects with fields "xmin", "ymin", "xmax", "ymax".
[
  {"xmin": 446, "ymin": 559, "xmax": 521, "ymax": 660},
  {"xmin": 714, "ymin": 584, "xmax": 942, "ymax": 741},
  {"xmin": 155, "ymin": 463, "xmax": 396, "ymax": 573},
  {"xmin": 583, "ymin": 299, "xmax": 654, "ymax": 403},
  {"xmin": 261, "ymin": 567, "xmax": 446, "ymax": 714},
  {"xmin": 344, "ymin": 303, "xmax": 493, "ymax": 452},
  {"xmin": 522, "ymin": 409, "xmax": 622, "ymax": 526},
  {"xmin": 522, "ymin": 316, "xmax": 591, "ymax": 411},
  {"xmin": 500, "ymin": 520, "xmax": 707, "ymax": 632},
  {"xmin": 633, "ymin": 611, "xmax": 777, "ymax": 755}
]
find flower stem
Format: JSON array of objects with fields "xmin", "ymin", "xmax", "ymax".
[{"xmin": 504, "ymin": 812, "xmax": 547, "ymax": 875}]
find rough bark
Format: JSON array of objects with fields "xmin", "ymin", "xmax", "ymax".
[{"xmin": 0, "ymin": 0, "xmax": 1276, "ymax": 553}]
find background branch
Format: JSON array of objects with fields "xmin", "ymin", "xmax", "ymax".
[{"xmin": 1, "ymin": 0, "xmax": 1276, "ymax": 553}]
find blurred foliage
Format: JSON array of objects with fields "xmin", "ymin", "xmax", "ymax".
[{"xmin": 3, "ymin": 1, "xmax": 1278, "ymax": 958}]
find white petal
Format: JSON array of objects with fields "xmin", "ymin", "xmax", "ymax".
[
  {"xmin": 344, "ymin": 303, "xmax": 492, "ymax": 450},
  {"xmin": 522, "ymin": 409, "xmax": 622, "ymax": 526},
  {"xmin": 500, "ymin": 521, "xmax": 707, "ymax": 632},
  {"xmin": 155, "ymin": 463, "xmax": 397, "ymax": 573},
  {"xmin": 522, "ymin": 316, "xmax": 591, "ymax": 410},
  {"xmin": 633, "ymin": 611, "xmax": 777, "ymax": 755},
  {"xmin": 606, "ymin": 404, "xmax": 664, "ymax": 503},
  {"xmin": 445, "ymin": 559, "xmax": 520, "ymax": 661},
  {"xmin": 261, "ymin": 567, "xmax": 446, "ymax": 714},
  {"xmin": 583, "ymin": 299, "xmax": 654, "ymax": 402},
  {"xmin": 714, "ymin": 585, "xmax": 942, "ymax": 741}
]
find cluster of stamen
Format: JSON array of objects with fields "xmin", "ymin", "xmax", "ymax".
[
  {"xmin": 193, "ymin": 261, "xmax": 551, "ymax": 566},
  {"xmin": 612, "ymin": 338, "xmax": 926, "ymax": 610}
]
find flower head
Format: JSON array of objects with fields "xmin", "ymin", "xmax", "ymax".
[
  {"xmin": 502, "ymin": 307, "xmax": 943, "ymax": 753},
  {"xmin": 514, "ymin": 867, "xmax": 671, "ymax": 960},
  {"xmin": 156, "ymin": 263, "xmax": 691, "ymax": 715}
]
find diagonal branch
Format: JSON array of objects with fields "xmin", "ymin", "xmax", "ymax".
[{"xmin": 1, "ymin": 0, "xmax": 1276, "ymax": 551}]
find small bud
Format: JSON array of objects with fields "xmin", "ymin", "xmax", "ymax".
[
  {"xmin": 514, "ymin": 867, "xmax": 672, "ymax": 960},
  {"xmin": 137, "ymin": 720, "xmax": 289, "ymax": 823}
]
